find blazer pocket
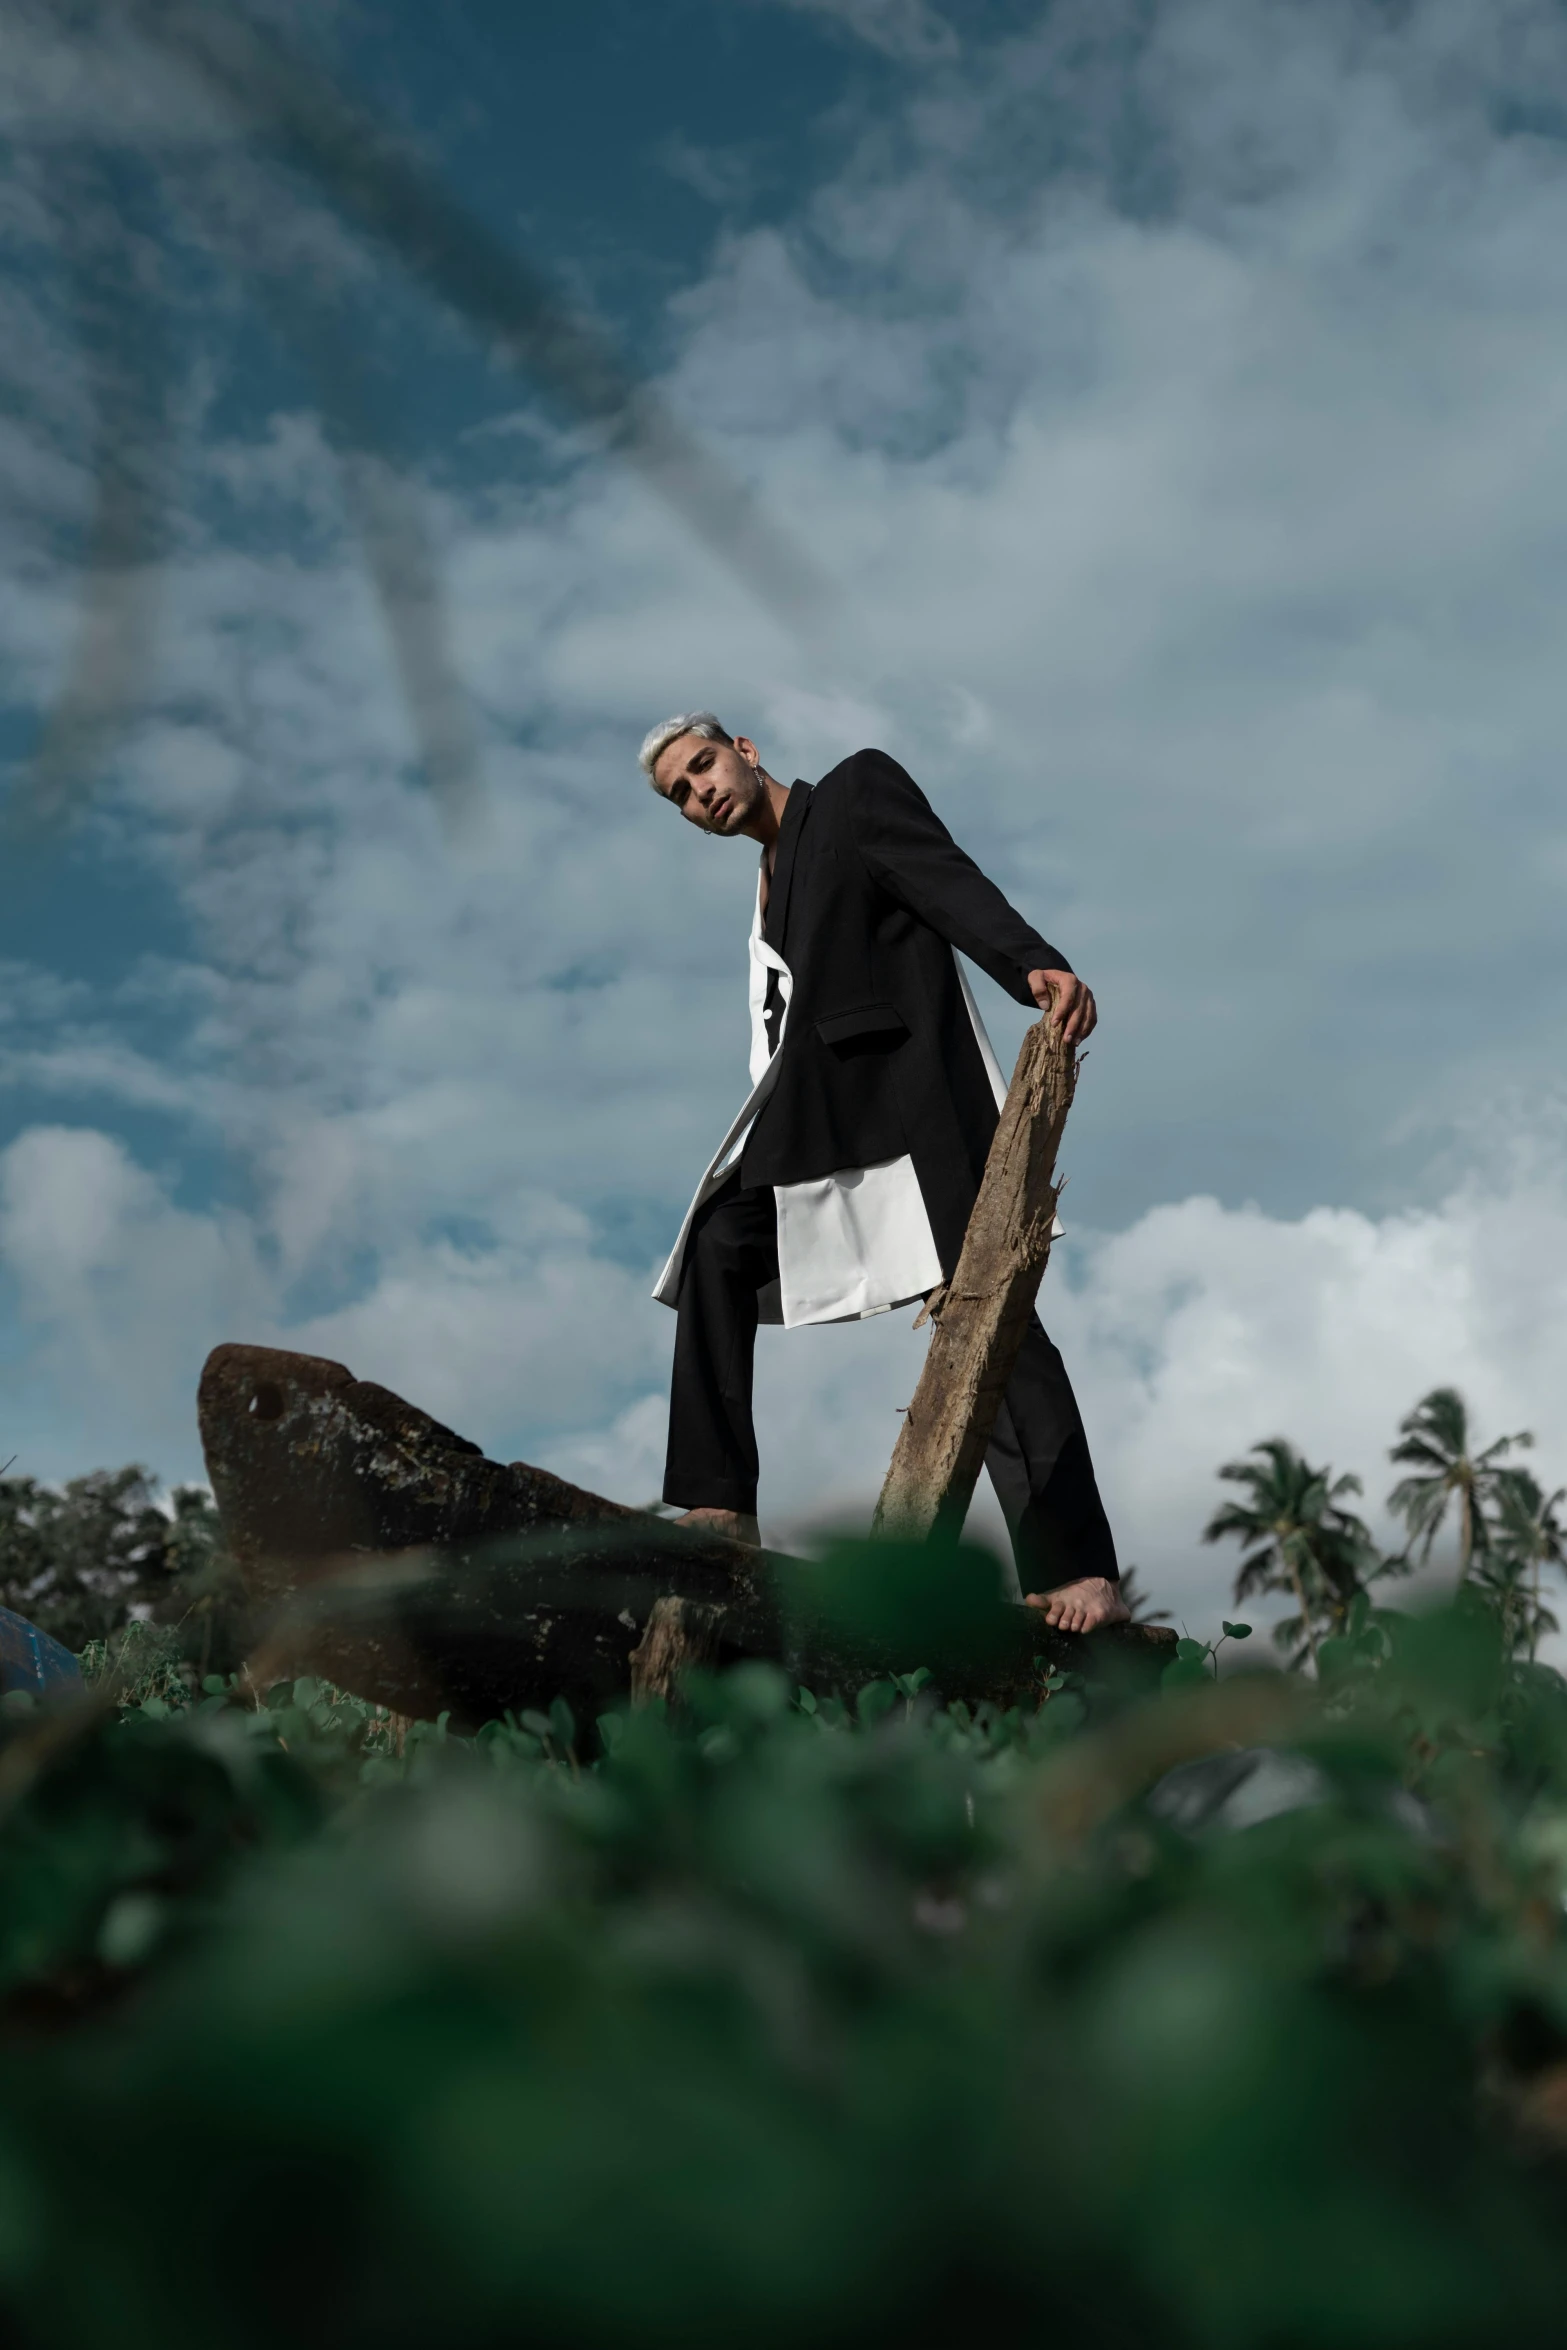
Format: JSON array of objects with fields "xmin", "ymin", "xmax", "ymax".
[{"xmin": 815, "ymin": 1002, "xmax": 910, "ymax": 1049}]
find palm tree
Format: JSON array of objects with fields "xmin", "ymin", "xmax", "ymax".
[
  {"xmin": 1478, "ymin": 1468, "xmax": 1566, "ymax": 1661},
  {"xmin": 1116, "ymin": 1565, "xmax": 1171, "ymax": 1625},
  {"xmin": 1386, "ymin": 1388, "xmax": 1532, "ymax": 1580},
  {"xmin": 1203, "ymin": 1438, "xmax": 1374, "ymax": 1670}
]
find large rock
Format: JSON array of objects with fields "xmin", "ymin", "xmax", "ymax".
[
  {"xmin": 198, "ymin": 1343, "xmax": 1174, "ymax": 1728},
  {"xmin": 198, "ymin": 1341, "xmax": 768, "ymax": 1600}
]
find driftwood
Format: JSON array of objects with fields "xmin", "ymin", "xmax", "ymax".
[
  {"xmin": 875, "ymin": 1004, "xmax": 1076, "ymax": 1543},
  {"xmin": 629, "ymin": 1596, "xmax": 729, "ymax": 1706},
  {"xmin": 198, "ymin": 1343, "xmax": 1173, "ymax": 1728}
]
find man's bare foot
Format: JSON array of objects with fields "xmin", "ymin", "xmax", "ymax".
[
  {"xmin": 675, "ymin": 1506, "xmax": 761, "ymax": 1547},
  {"xmin": 1024, "ymin": 1575, "xmax": 1131, "ymax": 1633}
]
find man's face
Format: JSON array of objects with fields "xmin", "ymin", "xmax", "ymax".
[{"xmin": 650, "ymin": 732, "xmax": 767, "ymax": 836}]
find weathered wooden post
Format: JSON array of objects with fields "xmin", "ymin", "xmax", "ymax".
[
  {"xmin": 629, "ymin": 1595, "xmax": 729, "ymax": 1706},
  {"xmin": 874, "ymin": 994, "xmax": 1077, "ymax": 1542}
]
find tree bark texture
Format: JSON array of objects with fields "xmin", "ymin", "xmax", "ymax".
[
  {"xmin": 875, "ymin": 1007, "xmax": 1077, "ymax": 1543},
  {"xmin": 629, "ymin": 1596, "xmax": 729, "ymax": 1706}
]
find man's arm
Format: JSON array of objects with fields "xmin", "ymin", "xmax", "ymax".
[{"xmin": 851, "ymin": 750, "xmax": 1097, "ymax": 1045}]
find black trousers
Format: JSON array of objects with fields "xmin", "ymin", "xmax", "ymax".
[{"xmin": 663, "ymin": 1179, "xmax": 1119, "ymax": 1591}]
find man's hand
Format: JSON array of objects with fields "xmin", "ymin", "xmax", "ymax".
[
  {"xmin": 1028, "ymin": 969, "xmax": 1097, "ymax": 1047},
  {"xmin": 1023, "ymin": 1576, "xmax": 1130, "ymax": 1633}
]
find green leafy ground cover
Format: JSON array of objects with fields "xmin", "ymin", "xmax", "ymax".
[
  {"xmin": 1, "ymin": 1385, "xmax": 1562, "ymax": 2346},
  {"xmin": 0, "ymin": 1585, "xmax": 1564, "ymax": 2348}
]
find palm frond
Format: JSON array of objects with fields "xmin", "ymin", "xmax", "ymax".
[{"xmin": 1387, "ymin": 1436, "xmax": 1452, "ymax": 1473}]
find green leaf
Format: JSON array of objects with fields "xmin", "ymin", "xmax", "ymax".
[
  {"xmin": 1175, "ymin": 1637, "xmax": 1209, "ymax": 1663},
  {"xmin": 1221, "ymin": 1621, "xmax": 1253, "ymax": 1640},
  {"xmin": 97, "ymin": 1892, "xmax": 165, "ymax": 1970},
  {"xmin": 1316, "ymin": 1635, "xmax": 1360, "ymax": 1685}
]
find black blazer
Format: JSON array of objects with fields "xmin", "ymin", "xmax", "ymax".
[{"xmin": 740, "ymin": 748, "xmax": 1070, "ymax": 1276}]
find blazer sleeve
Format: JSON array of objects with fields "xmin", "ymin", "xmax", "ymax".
[{"xmin": 850, "ymin": 750, "xmax": 1072, "ymax": 1006}]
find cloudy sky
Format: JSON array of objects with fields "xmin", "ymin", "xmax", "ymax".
[{"xmin": 3, "ymin": 0, "xmax": 1567, "ymax": 1634}]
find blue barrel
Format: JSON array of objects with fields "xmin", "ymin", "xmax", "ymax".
[{"xmin": 0, "ymin": 1607, "xmax": 84, "ymax": 1698}]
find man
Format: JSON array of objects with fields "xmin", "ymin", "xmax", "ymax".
[{"xmin": 644, "ymin": 714, "xmax": 1126, "ymax": 1636}]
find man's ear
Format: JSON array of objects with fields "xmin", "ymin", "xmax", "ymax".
[{"xmin": 733, "ymin": 735, "xmax": 759, "ymax": 767}]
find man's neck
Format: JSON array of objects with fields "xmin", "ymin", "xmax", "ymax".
[{"xmin": 746, "ymin": 772, "xmax": 791, "ymax": 873}]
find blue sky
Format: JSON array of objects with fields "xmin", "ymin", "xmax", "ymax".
[{"xmin": 3, "ymin": 0, "xmax": 1567, "ymax": 1626}]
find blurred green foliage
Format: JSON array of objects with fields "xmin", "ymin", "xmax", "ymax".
[
  {"xmin": 0, "ymin": 1594, "xmax": 1560, "ymax": 2346},
  {"xmin": 0, "ymin": 1472, "xmax": 244, "ymax": 1673}
]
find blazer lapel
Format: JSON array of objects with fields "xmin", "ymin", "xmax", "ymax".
[{"xmin": 764, "ymin": 781, "xmax": 813, "ymax": 957}]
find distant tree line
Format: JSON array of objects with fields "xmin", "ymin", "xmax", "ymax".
[
  {"xmin": 1205, "ymin": 1385, "xmax": 1564, "ymax": 1668},
  {"xmin": 0, "ymin": 1469, "xmax": 244, "ymax": 1673}
]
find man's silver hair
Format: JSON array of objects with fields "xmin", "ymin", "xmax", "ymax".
[{"xmin": 638, "ymin": 710, "xmax": 732, "ymax": 781}]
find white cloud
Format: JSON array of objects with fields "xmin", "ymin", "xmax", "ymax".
[
  {"xmin": 1055, "ymin": 1175, "xmax": 1567, "ymax": 1620},
  {"xmin": 756, "ymin": 0, "xmax": 958, "ymax": 65},
  {"xmin": 0, "ymin": 1127, "xmax": 270, "ymax": 1469},
  {"xmin": 0, "ymin": 1120, "xmax": 669, "ymax": 1482}
]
